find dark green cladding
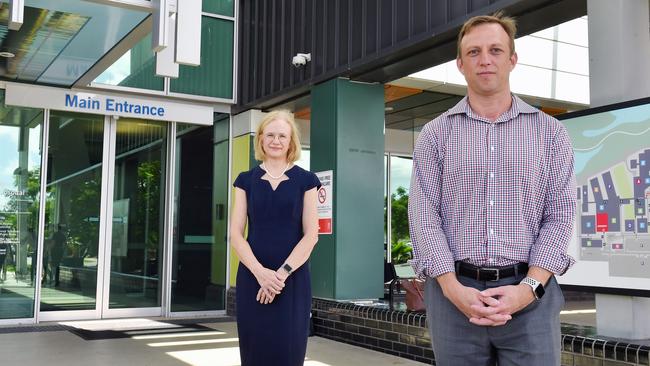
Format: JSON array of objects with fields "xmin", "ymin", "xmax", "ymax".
[
  {"xmin": 310, "ymin": 78, "xmax": 385, "ymax": 300},
  {"xmin": 119, "ymin": 34, "xmax": 164, "ymax": 91},
  {"xmin": 170, "ymin": 17, "xmax": 234, "ymax": 99},
  {"xmin": 203, "ymin": 0, "xmax": 234, "ymax": 17},
  {"xmin": 118, "ymin": 17, "xmax": 233, "ymax": 99}
]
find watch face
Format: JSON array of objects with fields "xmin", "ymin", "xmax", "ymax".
[
  {"xmin": 534, "ymin": 284, "xmax": 545, "ymax": 299},
  {"xmin": 283, "ymin": 263, "xmax": 293, "ymax": 273}
]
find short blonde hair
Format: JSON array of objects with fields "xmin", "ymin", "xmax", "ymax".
[
  {"xmin": 254, "ymin": 110, "xmax": 302, "ymax": 163},
  {"xmin": 457, "ymin": 11, "xmax": 517, "ymax": 58}
]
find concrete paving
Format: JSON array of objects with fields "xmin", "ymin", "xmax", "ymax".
[
  {"xmin": 0, "ymin": 296, "xmax": 615, "ymax": 366},
  {"xmin": 0, "ymin": 319, "xmax": 424, "ymax": 366}
]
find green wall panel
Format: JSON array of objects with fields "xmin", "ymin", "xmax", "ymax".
[
  {"xmin": 229, "ymin": 134, "xmax": 253, "ymax": 287},
  {"xmin": 310, "ymin": 80, "xmax": 338, "ymax": 298},
  {"xmin": 203, "ymin": 0, "xmax": 234, "ymax": 17},
  {"xmin": 170, "ymin": 17, "xmax": 234, "ymax": 99},
  {"xmin": 311, "ymin": 78, "xmax": 385, "ymax": 300},
  {"xmin": 212, "ymin": 115, "xmax": 230, "ymax": 286},
  {"xmin": 118, "ymin": 33, "xmax": 165, "ymax": 91}
]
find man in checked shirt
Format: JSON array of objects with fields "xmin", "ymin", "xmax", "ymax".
[{"xmin": 408, "ymin": 11, "xmax": 576, "ymax": 366}]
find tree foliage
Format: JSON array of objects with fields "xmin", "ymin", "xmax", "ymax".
[{"xmin": 390, "ymin": 186, "xmax": 411, "ymax": 264}]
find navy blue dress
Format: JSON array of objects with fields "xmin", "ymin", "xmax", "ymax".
[{"xmin": 234, "ymin": 165, "xmax": 321, "ymax": 366}]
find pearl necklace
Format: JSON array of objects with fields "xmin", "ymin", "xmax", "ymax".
[{"xmin": 262, "ymin": 162, "xmax": 290, "ymax": 180}]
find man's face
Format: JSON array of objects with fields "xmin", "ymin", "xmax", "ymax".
[{"xmin": 457, "ymin": 23, "xmax": 517, "ymax": 97}]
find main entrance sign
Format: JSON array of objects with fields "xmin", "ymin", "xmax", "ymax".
[
  {"xmin": 65, "ymin": 94, "xmax": 166, "ymax": 117},
  {"xmin": 5, "ymin": 83, "xmax": 213, "ymax": 125}
]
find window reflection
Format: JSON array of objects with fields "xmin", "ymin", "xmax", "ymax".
[
  {"xmin": 0, "ymin": 98, "xmax": 43, "ymax": 319},
  {"xmin": 109, "ymin": 119, "xmax": 167, "ymax": 309},
  {"xmin": 171, "ymin": 116, "xmax": 228, "ymax": 312},
  {"xmin": 389, "ymin": 155, "xmax": 412, "ymax": 265},
  {"xmin": 41, "ymin": 112, "xmax": 103, "ymax": 311}
]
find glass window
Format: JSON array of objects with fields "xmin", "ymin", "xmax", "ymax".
[
  {"xmin": 511, "ymin": 65, "xmax": 553, "ymax": 99},
  {"xmin": 383, "ymin": 155, "xmax": 388, "ymax": 256},
  {"xmin": 95, "ymin": 34, "xmax": 165, "ymax": 91},
  {"xmin": 0, "ymin": 93, "xmax": 43, "ymax": 319},
  {"xmin": 557, "ymin": 17, "xmax": 589, "ymax": 47},
  {"xmin": 389, "ymin": 155, "xmax": 412, "ymax": 264},
  {"xmin": 109, "ymin": 119, "xmax": 167, "ymax": 309},
  {"xmin": 556, "ymin": 42, "xmax": 589, "ymax": 75},
  {"xmin": 171, "ymin": 116, "xmax": 229, "ymax": 312},
  {"xmin": 555, "ymin": 71, "xmax": 590, "ymax": 104},
  {"xmin": 515, "ymin": 36, "xmax": 554, "ymax": 70},
  {"xmin": 170, "ymin": 17, "xmax": 234, "ymax": 99},
  {"xmin": 41, "ymin": 112, "xmax": 104, "ymax": 312},
  {"xmin": 295, "ymin": 149, "xmax": 310, "ymax": 170},
  {"xmin": 203, "ymin": 0, "xmax": 234, "ymax": 17}
]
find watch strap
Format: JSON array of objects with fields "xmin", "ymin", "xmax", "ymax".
[
  {"xmin": 282, "ymin": 263, "xmax": 293, "ymax": 275},
  {"xmin": 521, "ymin": 276, "xmax": 543, "ymax": 299}
]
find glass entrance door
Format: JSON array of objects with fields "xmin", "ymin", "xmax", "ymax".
[
  {"xmin": 0, "ymin": 95, "xmax": 44, "ymax": 320},
  {"xmin": 39, "ymin": 114, "xmax": 167, "ymax": 320},
  {"xmin": 102, "ymin": 118, "xmax": 167, "ymax": 317},
  {"xmin": 39, "ymin": 111, "xmax": 105, "ymax": 320}
]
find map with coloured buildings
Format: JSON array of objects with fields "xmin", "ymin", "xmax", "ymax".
[{"xmin": 562, "ymin": 102, "xmax": 650, "ymax": 280}]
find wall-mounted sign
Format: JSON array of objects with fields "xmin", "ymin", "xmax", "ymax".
[
  {"xmin": 316, "ymin": 170, "xmax": 333, "ymax": 235},
  {"xmin": 5, "ymin": 82, "xmax": 213, "ymax": 125}
]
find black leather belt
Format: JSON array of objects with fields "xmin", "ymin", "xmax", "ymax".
[{"xmin": 455, "ymin": 261, "xmax": 528, "ymax": 281}]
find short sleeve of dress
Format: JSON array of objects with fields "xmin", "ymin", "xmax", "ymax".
[
  {"xmin": 233, "ymin": 171, "xmax": 250, "ymax": 192},
  {"xmin": 304, "ymin": 171, "xmax": 322, "ymax": 192}
]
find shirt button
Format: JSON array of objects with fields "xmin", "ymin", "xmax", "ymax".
[
  {"xmin": 489, "ymin": 200, "xmax": 494, "ymax": 206},
  {"xmin": 490, "ymin": 146, "xmax": 495, "ymax": 151},
  {"xmin": 489, "ymin": 172, "xmax": 495, "ymax": 178},
  {"xmin": 489, "ymin": 228, "xmax": 494, "ymax": 235}
]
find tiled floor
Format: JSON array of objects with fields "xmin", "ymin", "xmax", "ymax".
[{"xmin": 0, "ymin": 318, "xmax": 425, "ymax": 366}]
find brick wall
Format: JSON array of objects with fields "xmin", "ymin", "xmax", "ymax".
[
  {"xmin": 312, "ymin": 298, "xmax": 432, "ymax": 364},
  {"xmin": 226, "ymin": 290, "xmax": 649, "ymax": 366},
  {"xmin": 226, "ymin": 287, "xmax": 236, "ymax": 317},
  {"xmin": 311, "ymin": 298, "xmax": 650, "ymax": 366}
]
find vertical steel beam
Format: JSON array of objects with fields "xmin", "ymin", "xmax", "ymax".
[
  {"xmin": 175, "ymin": 0, "xmax": 202, "ymax": 66},
  {"xmin": 152, "ymin": 0, "xmax": 171, "ymax": 51},
  {"xmin": 156, "ymin": 13, "xmax": 180, "ymax": 77},
  {"xmin": 8, "ymin": 0, "xmax": 24, "ymax": 31}
]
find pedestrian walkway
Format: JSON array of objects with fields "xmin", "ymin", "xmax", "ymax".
[{"xmin": 0, "ymin": 318, "xmax": 424, "ymax": 366}]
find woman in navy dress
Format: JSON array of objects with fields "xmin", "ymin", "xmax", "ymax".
[{"xmin": 231, "ymin": 110, "xmax": 320, "ymax": 366}]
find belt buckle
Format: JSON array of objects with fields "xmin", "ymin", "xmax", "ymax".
[{"xmin": 484, "ymin": 268, "xmax": 500, "ymax": 281}]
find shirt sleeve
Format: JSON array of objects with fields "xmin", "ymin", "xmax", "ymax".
[
  {"xmin": 529, "ymin": 124, "xmax": 577, "ymax": 275},
  {"xmin": 233, "ymin": 171, "xmax": 249, "ymax": 192},
  {"xmin": 408, "ymin": 125, "xmax": 455, "ymax": 278},
  {"xmin": 304, "ymin": 171, "xmax": 322, "ymax": 192}
]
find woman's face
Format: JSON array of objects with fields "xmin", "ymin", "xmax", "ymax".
[{"xmin": 261, "ymin": 118, "xmax": 292, "ymax": 160}]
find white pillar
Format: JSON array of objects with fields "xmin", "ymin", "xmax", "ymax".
[
  {"xmin": 588, "ymin": 0, "xmax": 650, "ymax": 339},
  {"xmin": 595, "ymin": 295, "xmax": 650, "ymax": 339},
  {"xmin": 588, "ymin": 0, "xmax": 650, "ymax": 107},
  {"xmin": 232, "ymin": 109, "xmax": 265, "ymax": 138}
]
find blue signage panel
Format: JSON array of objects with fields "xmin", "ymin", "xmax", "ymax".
[
  {"xmin": 5, "ymin": 83, "xmax": 214, "ymax": 125},
  {"xmin": 65, "ymin": 94, "xmax": 166, "ymax": 117}
]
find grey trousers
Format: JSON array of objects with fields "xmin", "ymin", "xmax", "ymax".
[{"xmin": 425, "ymin": 272, "xmax": 564, "ymax": 366}]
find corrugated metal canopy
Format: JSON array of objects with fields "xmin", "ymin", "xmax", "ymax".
[{"xmin": 235, "ymin": 0, "xmax": 587, "ymax": 113}]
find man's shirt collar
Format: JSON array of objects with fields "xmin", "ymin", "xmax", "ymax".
[{"xmin": 447, "ymin": 94, "xmax": 539, "ymax": 123}]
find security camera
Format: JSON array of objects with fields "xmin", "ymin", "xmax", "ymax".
[{"xmin": 292, "ymin": 53, "xmax": 311, "ymax": 67}]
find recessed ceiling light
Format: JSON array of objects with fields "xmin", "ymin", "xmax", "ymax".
[{"xmin": 0, "ymin": 52, "xmax": 15, "ymax": 58}]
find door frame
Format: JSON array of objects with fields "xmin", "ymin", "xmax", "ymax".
[{"xmin": 38, "ymin": 115, "xmax": 170, "ymax": 321}]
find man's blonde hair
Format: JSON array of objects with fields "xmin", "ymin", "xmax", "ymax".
[
  {"xmin": 254, "ymin": 110, "xmax": 302, "ymax": 163},
  {"xmin": 457, "ymin": 11, "xmax": 517, "ymax": 58}
]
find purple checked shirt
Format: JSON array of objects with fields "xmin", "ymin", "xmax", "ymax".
[{"xmin": 408, "ymin": 95, "xmax": 576, "ymax": 279}]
